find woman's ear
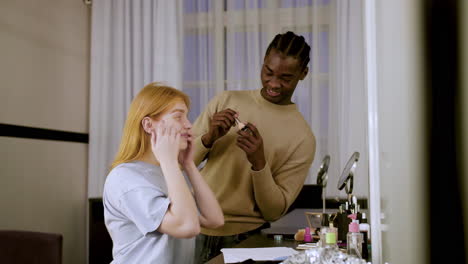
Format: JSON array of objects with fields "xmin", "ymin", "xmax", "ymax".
[{"xmin": 141, "ymin": 117, "xmax": 153, "ymax": 134}]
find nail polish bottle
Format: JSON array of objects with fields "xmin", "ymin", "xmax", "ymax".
[{"xmin": 304, "ymin": 227, "xmax": 312, "ymax": 242}]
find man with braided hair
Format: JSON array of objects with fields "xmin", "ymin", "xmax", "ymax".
[{"xmin": 192, "ymin": 31, "xmax": 316, "ymax": 263}]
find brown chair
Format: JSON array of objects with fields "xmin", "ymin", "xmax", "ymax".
[{"xmin": 0, "ymin": 230, "xmax": 62, "ymax": 264}]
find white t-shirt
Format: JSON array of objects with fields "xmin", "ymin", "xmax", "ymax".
[{"xmin": 103, "ymin": 161, "xmax": 195, "ymax": 264}]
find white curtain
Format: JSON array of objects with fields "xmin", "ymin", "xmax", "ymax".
[
  {"xmin": 87, "ymin": 0, "xmax": 184, "ymax": 198},
  {"xmin": 330, "ymin": 0, "xmax": 368, "ymax": 198},
  {"xmin": 182, "ymin": 0, "xmax": 367, "ymax": 198}
]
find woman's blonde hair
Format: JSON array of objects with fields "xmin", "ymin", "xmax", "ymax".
[{"xmin": 110, "ymin": 82, "xmax": 190, "ymax": 170}]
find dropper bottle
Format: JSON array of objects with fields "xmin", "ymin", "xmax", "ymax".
[{"xmin": 346, "ymin": 214, "xmax": 364, "ymax": 258}]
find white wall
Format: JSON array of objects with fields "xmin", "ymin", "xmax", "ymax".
[
  {"xmin": 0, "ymin": 1, "xmax": 90, "ymax": 263},
  {"xmin": 376, "ymin": 0, "xmax": 426, "ymax": 263}
]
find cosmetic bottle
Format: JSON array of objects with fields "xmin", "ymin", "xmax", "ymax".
[
  {"xmin": 335, "ymin": 211, "xmax": 350, "ymax": 242},
  {"xmin": 359, "ymin": 213, "xmax": 370, "ymax": 239},
  {"xmin": 359, "ymin": 213, "xmax": 370, "ymax": 260},
  {"xmin": 346, "ymin": 214, "xmax": 364, "ymax": 258},
  {"xmin": 319, "ymin": 222, "xmax": 338, "ymax": 248},
  {"xmin": 304, "ymin": 227, "xmax": 312, "ymax": 242}
]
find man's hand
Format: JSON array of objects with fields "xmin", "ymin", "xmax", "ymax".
[
  {"xmin": 236, "ymin": 123, "xmax": 266, "ymax": 171},
  {"xmin": 202, "ymin": 108, "xmax": 237, "ymax": 148}
]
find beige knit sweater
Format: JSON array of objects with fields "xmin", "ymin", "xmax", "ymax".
[{"xmin": 192, "ymin": 89, "xmax": 316, "ymax": 236}]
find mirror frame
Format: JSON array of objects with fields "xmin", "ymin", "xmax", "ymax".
[{"xmin": 337, "ymin": 151, "xmax": 360, "ymax": 194}]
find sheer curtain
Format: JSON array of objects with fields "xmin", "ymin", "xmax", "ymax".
[
  {"xmin": 87, "ymin": 0, "xmax": 183, "ymax": 198},
  {"xmin": 182, "ymin": 0, "xmax": 367, "ymax": 198}
]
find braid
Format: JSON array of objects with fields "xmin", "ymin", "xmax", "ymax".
[{"xmin": 265, "ymin": 31, "xmax": 311, "ymax": 69}]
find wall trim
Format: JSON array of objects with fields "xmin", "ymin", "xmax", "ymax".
[{"xmin": 0, "ymin": 123, "xmax": 89, "ymax": 144}]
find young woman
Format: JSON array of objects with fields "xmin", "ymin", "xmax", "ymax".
[{"xmin": 103, "ymin": 83, "xmax": 224, "ymax": 264}]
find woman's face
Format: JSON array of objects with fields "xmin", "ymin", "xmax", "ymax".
[{"xmin": 155, "ymin": 100, "xmax": 192, "ymax": 150}]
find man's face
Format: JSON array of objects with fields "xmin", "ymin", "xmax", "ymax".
[{"xmin": 260, "ymin": 49, "xmax": 308, "ymax": 105}]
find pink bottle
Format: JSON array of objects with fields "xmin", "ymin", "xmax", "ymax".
[{"xmin": 304, "ymin": 227, "xmax": 312, "ymax": 242}]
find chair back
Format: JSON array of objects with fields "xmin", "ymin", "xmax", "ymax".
[{"xmin": 0, "ymin": 230, "xmax": 62, "ymax": 264}]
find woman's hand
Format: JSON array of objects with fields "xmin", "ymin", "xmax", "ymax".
[
  {"xmin": 178, "ymin": 130, "xmax": 195, "ymax": 168},
  {"xmin": 151, "ymin": 120, "xmax": 181, "ymax": 165}
]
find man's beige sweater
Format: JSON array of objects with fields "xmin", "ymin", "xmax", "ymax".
[{"xmin": 192, "ymin": 89, "xmax": 316, "ymax": 236}]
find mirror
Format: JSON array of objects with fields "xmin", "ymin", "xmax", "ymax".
[
  {"xmin": 316, "ymin": 155, "xmax": 330, "ymax": 213},
  {"xmin": 337, "ymin": 152, "xmax": 360, "ymax": 196},
  {"xmin": 316, "ymin": 155, "xmax": 330, "ymax": 188}
]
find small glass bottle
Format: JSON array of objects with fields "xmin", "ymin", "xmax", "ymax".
[
  {"xmin": 319, "ymin": 223, "xmax": 338, "ymax": 248},
  {"xmin": 347, "ymin": 214, "xmax": 364, "ymax": 258}
]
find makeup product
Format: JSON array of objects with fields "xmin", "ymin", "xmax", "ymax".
[
  {"xmin": 304, "ymin": 227, "xmax": 312, "ymax": 242},
  {"xmin": 359, "ymin": 213, "xmax": 370, "ymax": 238},
  {"xmin": 334, "ymin": 211, "xmax": 351, "ymax": 242},
  {"xmin": 359, "ymin": 213, "xmax": 370, "ymax": 260},
  {"xmin": 234, "ymin": 117, "xmax": 249, "ymax": 132},
  {"xmin": 346, "ymin": 214, "xmax": 363, "ymax": 258},
  {"xmin": 319, "ymin": 214, "xmax": 338, "ymax": 248},
  {"xmin": 319, "ymin": 223, "xmax": 338, "ymax": 248}
]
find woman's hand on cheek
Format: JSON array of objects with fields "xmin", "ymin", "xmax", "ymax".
[
  {"xmin": 151, "ymin": 120, "xmax": 181, "ymax": 164},
  {"xmin": 178, "ymin": 130, "xmax": 195, "ymax": 167}
]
